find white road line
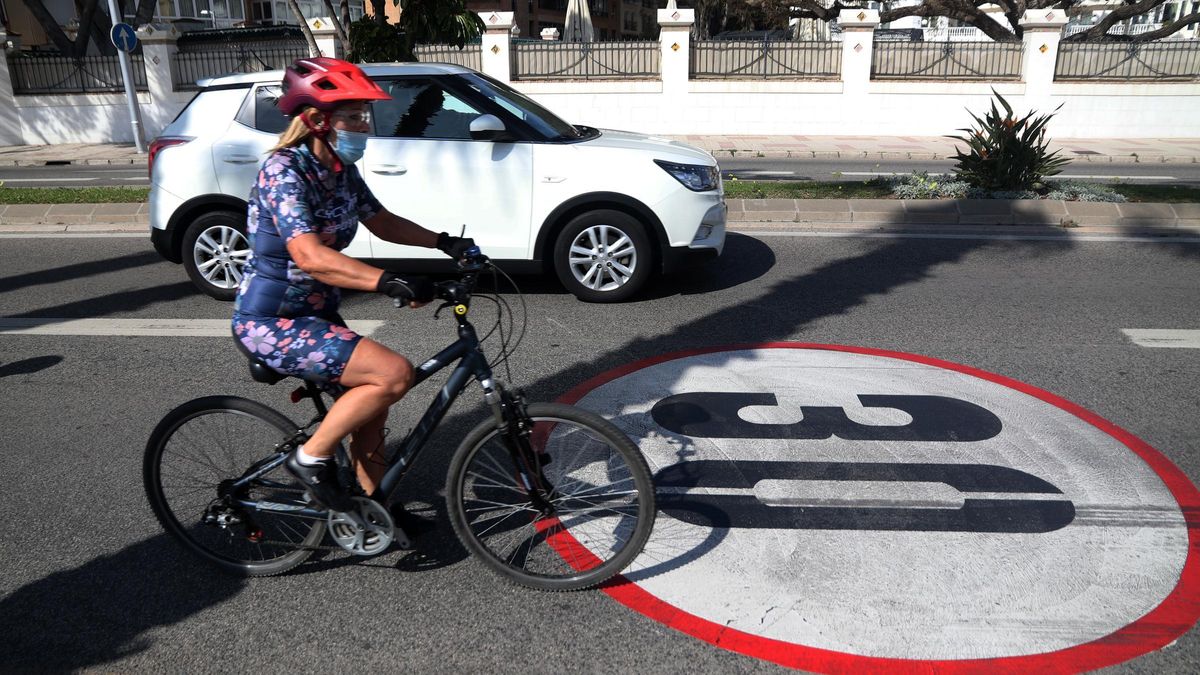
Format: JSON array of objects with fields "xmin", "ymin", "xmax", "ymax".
[
  {"xmin": 1121, "ymin": 329, "xmax": 1200, "ymax": 349},
  {"xmin": 839, "ymin": 171, "xmax": 1177, "ymax": 181},
  {"xmin": 0, "ymin": 233, "xmax": 144, "ymax": 239},
  {"xmin": 737, "ymin": 230, "xmax": 1200, "ymax": 243},
  {"xmin": 0, "ymin": 318, "xmax": 385, "ymax": 337},
  {"xmin": 731, "ymin": 171, "xmax": 797, "ymax": 176}
]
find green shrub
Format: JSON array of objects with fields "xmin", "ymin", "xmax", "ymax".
[
  {"xmin": 888, "ymin": 172, "xmax": 971, "ymax": 199},
  {"xmin": 1044, "ymin": 181, "xmax": 1127, "ymax": 202},
  {"xmin": 948, "ymin": 90, "xmax": 1070, "ymax": 192}
]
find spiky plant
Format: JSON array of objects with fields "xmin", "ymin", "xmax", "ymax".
[{"xmin": 948, "ymin": 90, "xmax": 1071, "ymax": 192}]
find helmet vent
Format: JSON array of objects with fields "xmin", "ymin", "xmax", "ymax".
[{"xmin": 316, "ymin": 80, "xmax": 337, "ymax": 90}]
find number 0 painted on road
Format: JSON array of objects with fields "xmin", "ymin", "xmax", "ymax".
[{"xmin": 559, "ymin": 343, "xmax": 1200, "ymax": 673}]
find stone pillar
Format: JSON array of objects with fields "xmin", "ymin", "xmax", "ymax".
[
  {"xmin": 137, "ymin": 23, "xmax": 179, "ymax": 139},
  {"xmin": 1019, "ymin": 9, "xmax": 1069, "ymax": 111},
  {"xmin": 0, "ymin": 32, "xmax": 22, "ymax": 144},
  {"xmin": 658, "ymin": 8, "xmax": 693, "ymax": 96},
  {"xmin": 838, "ymin": 9, "xmax": 879, "ymax": 97},
  {"xmin": 307, "ymin": 17, "xmax": 341, "ymax": 58},
  {"xmin": 480, "ymin": 11, "xmax": 515, "ymax": 83}
]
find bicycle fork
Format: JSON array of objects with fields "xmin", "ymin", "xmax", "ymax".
[{"xmin": 485, "ymin": 383, "xmax": 556, "ymax": 513}]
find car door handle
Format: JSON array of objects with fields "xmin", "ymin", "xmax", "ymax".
[
  {"xmin": 221, "ymin": 155, "xmax": 259, "ymax": 164},
  {"xmin": 370, "ymin": 165, "xmax": 408, "ymax": 175}
]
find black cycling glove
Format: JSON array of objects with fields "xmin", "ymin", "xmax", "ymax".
[
  {"xmin": 436, "ymin": 232, "xmax": 476, "ymax": 260},
  {"xmin": 376, "ymin": 271, "xmax": 435, "ymax": 303}
]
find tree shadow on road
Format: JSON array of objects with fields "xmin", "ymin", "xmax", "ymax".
[
  {"xmin": 2, "ymin": 534, "xmax": 244, "ymax": 671},
  {"xmin": 0, "ymin": 250, "xmax": 164, "ymax": 295}
]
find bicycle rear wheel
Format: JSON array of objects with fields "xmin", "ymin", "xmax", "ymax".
[
  {"xmin": 144, "ymin": 396, "xmax": 325, "ymax": 577},
  {"xmin": 447, "ymin": 402, "xmax": 655, "ymax": 591}
]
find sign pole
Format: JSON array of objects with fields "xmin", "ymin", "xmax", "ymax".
[{"xmin": 105, "ymin": 0, "xmax": 146, "ymax": 153}]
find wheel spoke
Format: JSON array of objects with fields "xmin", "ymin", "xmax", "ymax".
[{"xmin": 196, "ymin": 232, "xmax": 219, "ymax": 256}]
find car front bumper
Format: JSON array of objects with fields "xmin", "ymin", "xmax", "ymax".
[{"xmin": 662, "ymin": 201, "xmax": 726, "ymax": 275}]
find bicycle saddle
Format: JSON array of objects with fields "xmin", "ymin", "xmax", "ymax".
[{"xmin": 246, "ymin": 356, "xmax": 286, "ymax": 385}]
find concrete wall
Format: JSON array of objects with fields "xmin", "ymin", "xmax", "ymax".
[{"xmin": 2, "ymin": 11, "xmax": 1198, "ymax": 147}]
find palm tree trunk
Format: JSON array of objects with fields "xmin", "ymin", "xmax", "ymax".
[{"xmin": 287, "ymin": 0, "xmax": 322, "ymax": 56}]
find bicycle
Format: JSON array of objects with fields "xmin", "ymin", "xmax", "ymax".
[{"xmin": 143, "ymin": 249, "xmax": 656, "ymax": 591}]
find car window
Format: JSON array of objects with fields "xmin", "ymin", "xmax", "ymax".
[
  {"xmin": 371, "ymin": 79, "xmax": 483, "ymax": 140},
  {"xmin": 254, "ymin": 85, "xmax": 288, "ymax": 134},
  {"xmin": 235, "ymin": 84, "xmax": 288, "ymax": 134}
]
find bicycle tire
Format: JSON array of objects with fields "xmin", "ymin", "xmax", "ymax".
[
  {"xmin": 144, "ymin": 396, "xmax": 325, "ymax": 577},
  {"xmin": 446, "ymin": 402, "xmax": 656, "ymax": 591}
]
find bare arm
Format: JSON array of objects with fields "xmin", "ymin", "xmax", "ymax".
[
  {"xmin": 286, "ymin": 232, "xmax": 386, "ymax": 291},
  {"xmin": 362, "ymin": 208, "xmax": 441, "ymax": 249}
]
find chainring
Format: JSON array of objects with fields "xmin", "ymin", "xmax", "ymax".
[{"xmin": 327, "ymin": 496, "xmax": 397, "ymax": 556}]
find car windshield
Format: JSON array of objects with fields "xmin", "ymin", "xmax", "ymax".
[{"xmin": 457, "ymin": 72, "xmax": 583, "ymax": 141}]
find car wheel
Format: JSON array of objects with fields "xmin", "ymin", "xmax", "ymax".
[
  {"xmin": 553, "ymin": 210, "xmax": 653, "ymax": 303},
  {"xmin": 182, "ymin": 211, "xmax": 249, "ymax": 301}
]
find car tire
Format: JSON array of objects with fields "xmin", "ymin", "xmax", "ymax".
[
  {"xmin": 182, "ymin": 210, "xmax": 250, "ymax": 301},
  {"xmin": 553, "ymin": 210, "xmax": 653, "ymax": 303}
]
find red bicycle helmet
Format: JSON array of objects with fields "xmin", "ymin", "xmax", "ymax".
[{"xmin": 277, "ymin": 57, "xmax": 389, "ymax": 116}]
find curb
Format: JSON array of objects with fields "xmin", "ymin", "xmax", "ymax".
[
  {"xmin": 0, "ymin": 158, "xmax": 142, "ymax": 167},
  {"xmin": 696, "ymin": 149, "xmax": 1198, "ymax": 165},
  {"xmin": 2, "ymin": 199, "xmax": 1199, "ymax": 234}
]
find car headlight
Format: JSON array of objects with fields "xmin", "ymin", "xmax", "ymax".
[{"xmin": 654, "ymin": 160, "xmax": 720, "ymax": 192}]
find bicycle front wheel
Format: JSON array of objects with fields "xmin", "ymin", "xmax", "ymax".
[
  {"xmin": 144, "ymin": 396, "xmax": 325, "ymax": 577},
  {"xmin": 447, "ymin": 402, "xmax": 656, "ymax": 591}
]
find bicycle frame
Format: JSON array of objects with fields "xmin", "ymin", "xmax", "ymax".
[{"xmin": 230, "ymin": 307, "xmax": 506, "ymax": 519}]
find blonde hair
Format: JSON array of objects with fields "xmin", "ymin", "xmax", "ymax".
[{"xmin": 269, "ymin": 109, "xmax": 316, "ymax": 154}]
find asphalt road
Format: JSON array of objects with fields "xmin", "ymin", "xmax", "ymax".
[
  {"xmin": 1, "ymin": 230, "xmax": 1198, "ymax": 672},
  {"xmin": 4, "ymin": 157, "xmax": 1200, "ymax": 188}
]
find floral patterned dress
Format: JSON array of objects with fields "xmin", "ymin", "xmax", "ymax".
[{"xmin": 232, "ymin": 144, "xmax": 384, "ymax": 392}]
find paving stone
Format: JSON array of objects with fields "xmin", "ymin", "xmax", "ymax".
[
  {"xmin": 1064, "ymin": 202, "xmax": 1121, "ymax": 218},
  {"xmin": 742, "ymin": 199, "xmax": 796, "ymax": 212},
  {"xmin": 799, "ymin": 199, "xmax": 851, "ymax": 212},
  {"xmin": 960, "ymin": 215, "xmax": 1016, "ymax": 225},
  {"xmin": 0, "ymin": 204, "xmax": 51, "ymax": 219},
  {"xmin": 732, "ymin": 211, "xmax": 796, "ymax": 222},
  {"xmin": 46, "ymin": 203, "xmax": 97, "ymax": 216},
  {"xmin": 956, "ymin": 199, "xmax": 1013, "ymax": 216},
  {"xmin": 1118, "ymin": 202, "xmax": 1176, "ymax": 219},
  {"xmin": 1170, "ymin": 203, "xmax": 1200, "ymax": 219},
  {"xmin": 90, "ymin": 202, "xmax": 143, "ymax": 216}
]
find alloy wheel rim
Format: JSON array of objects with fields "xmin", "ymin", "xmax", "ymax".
[
  {"xmin": 194, "ymin": 225, "xmax": 249, "ymax": 290},
  {"xmin": 568, "ymin": 224, "xmax": 637, "ymax": 292}
]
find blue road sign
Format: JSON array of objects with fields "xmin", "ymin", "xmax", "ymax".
[{"xmin": 110, "ymin": 23, "xmax": 138, "ymax": 53}]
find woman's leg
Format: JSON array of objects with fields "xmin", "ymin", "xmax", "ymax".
[
  {"xmin": 349, "ymin": 410, "xmax": 390, "ymax": 496},
  {"xmin": 302, "ymin": 338, "xmax": 413, "ymax": 468}
]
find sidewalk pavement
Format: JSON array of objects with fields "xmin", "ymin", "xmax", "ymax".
[{"xmin": 2, "ymin": 136, "xmax": 1200, "ymax": 166}]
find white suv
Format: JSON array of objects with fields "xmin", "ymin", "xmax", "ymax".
[{"xmin": 149, "ymin": 63, "xmax": 726, "ymax": 302}]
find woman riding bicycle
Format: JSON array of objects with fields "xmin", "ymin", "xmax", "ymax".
[{"xmin": 231, "ymin": 57, "xmax": 475, "ymax": 513}]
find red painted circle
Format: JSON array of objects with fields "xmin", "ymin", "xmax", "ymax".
[{"xmin": 557, "ymin": 343, "xmax": 1200, "ymax": 674}]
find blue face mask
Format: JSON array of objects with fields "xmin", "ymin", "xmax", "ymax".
[{"xmin": 333, "ymin": 130, "xmax": 368, "ymax": 164}]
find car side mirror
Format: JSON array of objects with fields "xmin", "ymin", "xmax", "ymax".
[{"xmin": 469, "ymin": 114, "xmax": 510, "ymax": 142}]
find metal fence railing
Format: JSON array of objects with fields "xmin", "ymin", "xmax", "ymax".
[
  {"xmin": 691, "ymin": 39, "xmax": 841, "ymax": 79},
  {"xmin": 1055, "ymin": 40, "xmax": 1200, "ymax": 80},
  {"xmin": 171, "ymin": 45, "xmax": 309, "ymax": 90},
  {"xmin": 414, "ymin": 43, "xmax": 482, "ymax": 71},
  {"xmin": 512, "ymin": 40, "xmax": 659, "ymax": 80},
  {"xmin": 9, "ymin": 54, "xmax": 149, "ymax": 94},
  {"xmin": 872, "ymin": 40, "xmax": 1023, "ymax": 80}
]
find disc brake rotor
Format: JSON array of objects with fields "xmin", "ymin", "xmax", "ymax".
[{"xmin": 327, "ymin": 497, "xmax": 397, "ymax": 556}]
